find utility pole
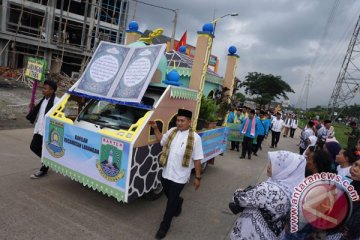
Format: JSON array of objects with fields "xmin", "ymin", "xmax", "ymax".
[
  {"xmin": 328, "ymin": 15, "xmax": 360, "ymax": 120},
  {"xmin": 128, "ymin": 0, "xmax": 178, "ymax": 50},
  {"xmin": 295, "ymin": 79, "xmax": 306, "ymax": 109},
  {"xmin": 304, "ymin": 74, "xmax": 311, "ymax": 111},
  {"xmin": 296, "ymin": 75, "xmax": 311, "ymax": 110}
]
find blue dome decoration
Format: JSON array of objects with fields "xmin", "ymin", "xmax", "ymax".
[
  {"xmin": 163, "ymin": 69, "xmax": 181, "ymax": 86},
  {"xmin": 128, "ymin": 21, "xmax": 139, "ymax": 31},
  {"xmin": 228, "ymin": 46, "xmax": 237, "ymax": 55},
  {"xmin": 167, "ymin": 69, "xmax": 180, "ymax": 82},
  {"xmin": 202, "ymin": 23, "xmax": 214, "ymax": 34},
  {"xmin": 179, "ymin": 45, "xmax": 186, "ymax": 53}
]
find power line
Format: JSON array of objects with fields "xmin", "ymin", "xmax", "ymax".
[
  {"xmin": 309, "ymin": 0, "xmax": 340, "ymax": 75},
  {"xmin": 297, "ymin": 0, "xmax": 340, "ymax": 109},
  {"xmin": 328, "ymin": 15, "xmax": 360, "ymax": 120}
]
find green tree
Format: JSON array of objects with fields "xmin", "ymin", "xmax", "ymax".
[
  {"xmin": 240, "ymin": 72, "xmax": 294, "ymax": 108},
  {"xmin": 234, "ymin": 92, "xmax": 245, "ymax": 103}
]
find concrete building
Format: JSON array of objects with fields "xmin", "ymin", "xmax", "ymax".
[{"xmin": 0, "ymin": 0, "xmax": 129, "ymax": 76}]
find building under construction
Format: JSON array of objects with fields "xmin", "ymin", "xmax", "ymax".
[{"xmin": 0, "ymin": 0, "xmax": 129, "ymax": 76}]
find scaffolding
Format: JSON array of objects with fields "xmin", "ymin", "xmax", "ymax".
[{"xmin": 0, "ymin": 0, "xmax": 129, "ymax": 76}]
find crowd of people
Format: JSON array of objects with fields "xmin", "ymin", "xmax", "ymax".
[
  {"xmin": 227, "ymin": 107, "xmax": 300, "ymax": 159},
  {"xmin": 226, "ymin": 107, "xmax": 360, "ymax": 240},
  {"xmin": 26, "ymin": 80, "xmax": 360, "ymax": 240},
  {"xmin": 148, "ymin": 106, "xmax": 360, "ymax": 239}
]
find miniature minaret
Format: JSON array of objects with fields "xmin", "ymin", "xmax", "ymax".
[
  {"xmin": 107, "ymin": 149, "xmax": 114, "ymax": 167},
  {"xmin": 223, "ymin": 46, "xmax": 239, "ymax": 103},
  {"xmin": 125, "ymin": 21, "xmax": 142, "ymax": 45},
  {"xmin": 188, "ymin": 23, "xmax": 215, "ymax": 129}
]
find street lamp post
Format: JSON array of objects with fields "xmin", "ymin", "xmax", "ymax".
[
  {"xmin": 130, "ymin": 0, "xmax": 178, "ymax": 50},
  {"xmin": 169, "ymin": 9, "xmax": 178, "ymax": 51},
  {"xmin": 211, "ymin": 13, "xmax": 239, "ymax": 35}
]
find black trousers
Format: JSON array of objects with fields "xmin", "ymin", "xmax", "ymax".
[
  {"xmin": 253, "ymin": 135, "xmax": 265, "ymax": 154},
  {"xmin": 241, "ymin": 136, "xmax": 253, "ymax": 157},
  {"xmin": 290, "ymin": 128, "xmax": 296, "ymax": 138},
  {"xmin": 271, "ymin": 131, "xmax": 281, "ymax": 147},
  {"xmin": 30, "ymin": 133, "xmax": 49, "ymax": 173},
  {"xmin": 231, "ymin": 141, "xmax": 240, "ymax": 150},
  {"xmin": 160, "ymin": 177, "xmax": 185, "ymax": 232}
]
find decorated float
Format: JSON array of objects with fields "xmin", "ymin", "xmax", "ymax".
[{"xmin": 42, "ymin": 21, "xmax": 239, "ymax": 203}]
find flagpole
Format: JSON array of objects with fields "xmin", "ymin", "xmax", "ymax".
[{"xmin": 129, "ymin": 1, "xmax": 178, "ymax": 50}]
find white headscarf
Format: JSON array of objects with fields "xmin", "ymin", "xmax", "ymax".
[{"xmin": 267, "ymin": 151, "xmax": 306, "ymax": 198}]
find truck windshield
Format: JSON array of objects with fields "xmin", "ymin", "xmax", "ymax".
[{"xmin": 77, "ymin": 100, "xmax": 147, "ymax": 130}]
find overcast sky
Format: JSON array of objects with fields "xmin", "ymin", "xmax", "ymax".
[{"xmin": 128, "ymin": 0, "xmax": 360, "ymax": 108}]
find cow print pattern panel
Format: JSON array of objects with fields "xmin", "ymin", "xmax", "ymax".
[{"xmin": 128, "ymin": 143, "xmax": 163, "ymax": 202}]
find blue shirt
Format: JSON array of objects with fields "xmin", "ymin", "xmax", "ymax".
[
  {"xmin": 227, "ymin": 111, "xmax": 235, "ymax": 123},
  {"xmin": 257, "ymin": 117, "xmax": 271, "ymax": 136},
  {"xmin": 240, "ymin": 117, "xmax": 259, "ymax": 139}
]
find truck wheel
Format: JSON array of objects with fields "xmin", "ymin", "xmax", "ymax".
[
  {"xmin": 143, "ymin": 183, "xmax": 164, "ymax": 201},
  {"xmin": 201, "ymin": 162, "xmax": 208, "ymax": 173}
]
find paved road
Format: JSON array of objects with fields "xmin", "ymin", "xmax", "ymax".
[{"xmin": 0, "ymin": 128, "xmax": 300, "ymax": 240}]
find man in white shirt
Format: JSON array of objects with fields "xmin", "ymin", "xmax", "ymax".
[
  {"xmin": 317, "ymin": 119, "xmax": 334, "ymax": 140},
  {"xmin": 283, "ymin": 114, "xmax": 293, "ymax": 137},
  {"xmin": 299, "ymin": 121, "xmax": 315, "ymax": 155},
  {"xmin": 290, "ymin": 115, "xmax": 298, "ymax": 138},
  {"xmin": 149, "ymin": 108, "xmax": 203, "ymax": 239},
  {"xmin": 270, "ymin": 112, "xmax": 285, "ymax": 148},
  {"xmin": 27, "ymin": 80, "xmax": 60, "ymax": 179}
]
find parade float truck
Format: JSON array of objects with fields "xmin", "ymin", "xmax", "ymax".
[{"xmin": 42, "ymin": 23, "xmax": 239, "ymax": 203}]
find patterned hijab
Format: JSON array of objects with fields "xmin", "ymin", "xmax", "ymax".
[{"xmin": 267, "ymin": 151, "xmax": 306, "ymax": 198}]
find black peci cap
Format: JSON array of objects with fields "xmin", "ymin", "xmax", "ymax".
[
  {"xmin": 44, "ymin": 79, "xmax": 58, "ymax": 92},
  {"xmin": 177, "ymin": 108, "xmax": 192, "ymax": 119}
]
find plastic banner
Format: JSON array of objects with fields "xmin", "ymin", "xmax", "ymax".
[
  {"xmin": 42, "ymin": 118, "xmax": 131, "ymax": 202},
  {"xmin": 227, "ymin": 123, "xmax": 243, "ymax": 142},
  {"xmin": 199, "ymin": 126, "xmax": 229, "ymax": 161}
]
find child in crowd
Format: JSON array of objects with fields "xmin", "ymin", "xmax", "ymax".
[
  {"xmin": 336, "ymin": 149, "xmax": 357, "ymax": 179},
  {"xmin": 305, "ymin": 148, "xmax": 333, "ymax": 177}
]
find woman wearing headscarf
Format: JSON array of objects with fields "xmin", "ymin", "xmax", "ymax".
[
  {"xmin": 229, "ymin": 151, "xmax": 306, "ymax": 240},
  {"xmin": 325, "ymin": 141, "xmax": 341, "ymax": 171}
]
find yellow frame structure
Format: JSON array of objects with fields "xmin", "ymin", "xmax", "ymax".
[{"xmin": 49, "ymin": 93, "xmax": 153, "ymax": 142}]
